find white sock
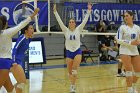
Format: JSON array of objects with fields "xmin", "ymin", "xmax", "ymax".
[
  {"xmin": 71, "ymin": 84, "xmax": 75, "ymax": 87},
  {"xmin": 128, "ymin": 87, "xmax": 133, "ymax": 90},
  {"xmin": 132, "ymin": 83, "xmax": 137, "ymax": 90}
]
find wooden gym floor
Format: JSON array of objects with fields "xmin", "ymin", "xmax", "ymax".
[{"xmin": 0, "ymin": 59, "xmax": 140, "ymax": 93}]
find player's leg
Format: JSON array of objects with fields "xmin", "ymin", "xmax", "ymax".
[
  {"xmin": 10, "ymin": 64, "xmax": 26, "ymax": 93},
  {"xmin": 131, "ymin": 55, "xmax": 140, "ymax": 93},
  {"xmin": 0, "ymin": 70, "xmax": 9, "ymax": 88},
  {"xmin": 3, "ymin": 75, "xmax": 15, "ymax": 93},
  {"xmin": 120, "ymin": 55, "xmax": 133, "ymax": 93}
]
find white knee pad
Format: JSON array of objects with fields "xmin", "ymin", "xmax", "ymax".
[
  {"xmin": 72, "ymin": 70, "xmax": 77, "ymax": 75},
  {"xmin": 135, "ymin": 72, "xmax": 140, "ymax": 77},
  {"xmin": 16, "ymin": 83, "xmax": 25, "ymax": 90},
  {"xmin": 7, "ymin": 88, "xmax": 16, "ymax": 93},
  {"xmin": 125, "ymin": 71, "xmax": 133, "ymax": 77}
]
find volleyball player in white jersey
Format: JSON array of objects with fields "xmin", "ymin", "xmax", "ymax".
[
  {"xmin": 116, "ymin": 11, "xmax": 140, "ymax": 93},
  {"xmin": 53, "ymin": 3, "xmax": 92, "ymax": 93},
  {"xmin": 0, "ymin": 8, "xmax": 39, "ymax": 93},
  {"xmin": 0, "ymin": 18, "xmax": 15, "ymax": 93}
]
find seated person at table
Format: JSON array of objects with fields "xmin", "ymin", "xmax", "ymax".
[{"xmin": 99, "ymin": 35, "xmax": 118, "ymax": 61}]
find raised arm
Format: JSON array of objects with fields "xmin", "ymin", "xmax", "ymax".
[
  {"xmin": 3, "ymin": 8, "xmax": 39, "ymax": 37},
  {"xmin": 53, "ymin": 4, "xmax": 67, "ymax": 32},
  {"xmin": 77, "ymin": 3, "xmax": 92, "ymax": 30}
]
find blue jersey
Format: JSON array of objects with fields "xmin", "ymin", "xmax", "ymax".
[{"xmin": 12, "ymin": 35, "xmax": 31, "ymax": 64}]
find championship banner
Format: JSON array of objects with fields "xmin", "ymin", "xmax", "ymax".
[
  {"xmin": 0, "ymin": 1, "xmax": 48, "ymax": 25},
  {"xmin": 64, "ymin": 2, "xmax": 140, "ymax": 24}
]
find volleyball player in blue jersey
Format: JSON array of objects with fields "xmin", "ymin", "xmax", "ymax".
[
  {"xmin": 0, "ymin": 8, "xmax": 39, "ymax": 93},
  {"xmin": 12, "ymin": 24, "xmax": 34, "ymax": 67},
  {"xmin": 11, "ymin": 24, "xmax": 34, "ymax": 93}
]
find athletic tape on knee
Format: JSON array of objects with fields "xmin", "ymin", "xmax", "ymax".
[
  {"xmin": 72, "ymin": 70, "xmax": 77, "ymax": 75},
  {"xmin": 135, "ymin": 72, "xmax": 140, "ymax": 77},
  {"xmin": 7, "ymin": 88, "xmax": 16, "ymax": 93},
  {"xmin": 16, "ymin": 83, "xmax": 25, "ymax": 90},
  {"xmin": 125, "ymin": 71, "xmax": 133, "ymax": 77}
]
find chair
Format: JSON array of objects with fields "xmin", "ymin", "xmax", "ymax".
[{"xmin": 80, "ymin": 44, "xmax": 95, "ymax": 63}]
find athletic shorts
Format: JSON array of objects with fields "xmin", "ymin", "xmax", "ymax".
[
  {"xmin": 0, "ymin": 58, "xmax": 13, "ymax": 70},
  {"xmin": 66, "ymin": 48, "xmax": 82, "ymax": 59}
]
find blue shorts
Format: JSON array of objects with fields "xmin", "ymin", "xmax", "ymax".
[
  {"xmin": 66, "ymin": 48, "xmax": 82, "ymax": 59},
  {"xmin": 0, "ymin": 58, "xmax": 13, "ymax": 70}
]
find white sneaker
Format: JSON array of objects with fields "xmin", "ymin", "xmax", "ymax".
[
  {"xmin": 70, "ymin": 85, "xmax": 76, "ymax": 93},
  {"xmin": 121, "ymin": 71, "xmax": 126, "ymax": 77},
  {"xmin": 128, "ymin": 87, "xmax": 133, "ymax": 93},
  {"xmin": 117, "ymin": 72, "xmax": 125, "ymax": 77},
  {"xmin": 133, "ymin": 87, "xmax": 138, "ymax": 93}
]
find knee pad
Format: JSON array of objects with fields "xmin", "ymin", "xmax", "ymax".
[
  {"xmin": 16, "ymin": 83, "xmax": 25, "ymax": 90},
  {"xmin": 125, "ymin": 71, "xmax": 133, "ymax": 77},
  {"xmin": 72, "ymin": 70, "xmax": 77, "ymax": 75},
  {"xmin": 7, "ymin": 88, "xmax": 16, "ymax": 93},
  {"xmin": 135, "ymin": 72, "xmax": 140, "ymax": 77}
]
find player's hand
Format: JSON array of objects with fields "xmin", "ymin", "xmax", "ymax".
[
  {"xmin": 53, "ymin": 4, "xmax": 57, "ymax": 12},
  {"xmin": 30, "ymin": 8, "xmax": 40, "ymax": 20},
  {"xmin": 34, "ymin": 8, "xmax": 40, "ymax": 15},
  {"xmin": 131, "ymin": 40, "xmax": 140, "ymax": 45},
  {"xmin": 22, "ymin": 0, "xmax": 27, "ymax": 4},
  {"xmin": 87, "ymin": 3, "xmax": 92, "ymax": 11}
]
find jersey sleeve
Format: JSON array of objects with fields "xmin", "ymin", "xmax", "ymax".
[
  {"xmin": 77, "ymin": 10, "xmax": 91, "ymax": 30},
  {"xmin": 54, "ymin": 11, "xmax": 68, "ymax": 32},
  {"xmin": 115, "ymin": 25, "xmax": 131, "ymax": 46},
  {"xmin": 3, "ymin": 17, "xmax": 32, "ymax": 38}
]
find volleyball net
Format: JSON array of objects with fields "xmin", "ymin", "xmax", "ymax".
[
  {"xmin": 21, "ymin": 0, "xmax": 119, "ymax": 36},
  {"xmin": 22, "ymin": 0, "xmax": 136, "ymax": 35},
  {"xmin": 20, "ymin": 0, "xmax": 140, "ymax": 36}
]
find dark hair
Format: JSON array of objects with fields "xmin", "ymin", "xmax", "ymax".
[
  {"xmin": 126, "ymin": 11, "xmax": 135, "ymax": 16},
  {"xmin": 121, "ymin": 11, "xmax": 135, "ymax": 19},
  {"xmin": 20, "ymin": 23, "xmax": 32, "ymax": 35},
  {"xmin": 0, "ymin": 15, "xmax": 7, "ymax": 30}
]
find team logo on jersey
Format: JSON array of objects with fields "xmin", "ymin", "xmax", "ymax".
[
  {"xmin": 70, "ymin": 35, "xmax": 76, "ymax": 40},
  {"xmin": 131, "ymin": 33, "xmax": 136, "ymax": 39},
  {"xmin": 13, "ymin": 2, "xmax": 34, "ymax": 25}
]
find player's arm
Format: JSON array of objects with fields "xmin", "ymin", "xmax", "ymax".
[
  {"xmin": 3, "ymin": 8, "xmax": 39, "ymax": 37},
  {"xmin": 53, "ymin": 4, "xmax": 68, "ymax": 32},
  {"xmin": 77, "ymin": 3, "xmax": 92, "ymax": 30}
]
